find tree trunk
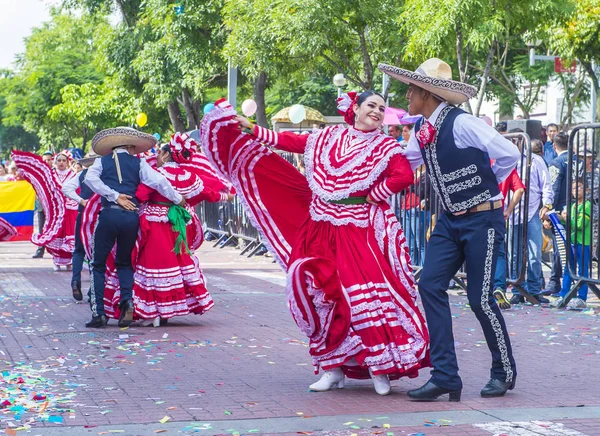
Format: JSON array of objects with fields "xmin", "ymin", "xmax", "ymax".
[
  {"xmin": 167, "ymin": 101, "xmax": 186, "ymax": 133},
  {"xmin": 181, "ymin": 88, "xmax": 199, "ymax": 130},
  {"xmin": 455, "ymin": 25, "xmax": 473, "ymax": 114},
  {"xmin": 359, "ymin": 28, "xmax": 373, "ymax": 90},
  {"xmin": 561, "ymin": 72, "xmax": 586, "ymax": 129},
  {"xmin": 474, "ymin": 43, "xmax": 496, "ymax": 117},
  {"xmin": 82, "ymin": 128, "xmax": 88, "ymax": 150},
  {"xmin": 253, "ymin": 71, "xmax": 268, "ymax": 128},
  {"xmin": 582, "ymin": 60, "xmax": 600, "ymax": 122}
]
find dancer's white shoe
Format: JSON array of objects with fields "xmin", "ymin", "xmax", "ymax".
[
  {"xmin": 370, "ymin": 370, "xmax": 391, "ymax": 396},
  {"xmin": 139, "ymin": 317, "xmax": 160, "ymax": 327},
  {"xmin": 309, "ymin": 368, "xmax": 345, "ymax": 392}
]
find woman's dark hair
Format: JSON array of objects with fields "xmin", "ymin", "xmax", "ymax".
[
  {"xmin": 356, "ymin": 90, "xmax": 385, "ymax": 107},
  {"xmin": 160, "ymin": 143, "xmax": 191, "ymax": 160}
]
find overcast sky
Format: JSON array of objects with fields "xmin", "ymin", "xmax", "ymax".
[{"xmin": 0, "ymin": 0, "xmax": 57, "ymax": 69}]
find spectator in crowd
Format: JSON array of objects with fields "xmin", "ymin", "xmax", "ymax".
[
  {"xmin": 71, "ymin": 160, "xmax": 83, "ymax": 174},
  {"xmin": 400, "ymin": 167, "xmax": 423, "ymax": 264},
  {"xmin": 509, "ymin": 139, "xmax": 554, "ymax": 305},
  {"xmin": 552, "ymin": 180, "xmax": 592, "ymax": 310},
  {"xmin": 42, "ymin": 152, "xmax": 53, "ymax": 167},
  {"xmin": 531, "ymin": 140, "xmax": 544, "ymax": 158},
  {"xmin": 388, "ymin": 125, "xmax": 401, "ymax": 142},
  {"xmin": 0, "ymin": 163, "xmax": 7, "ymax": 181},
  {"xmin": 6, "ymin": 163, "xmax": 21, "ymax": 181},
  {"xmin": 493, "ymin": 168, "xmax": 525, "ymax": 310},
  {"xmin": 495, "ymin": 121, "xmax": 507, "ymax": 134},
  {"xmin": 544, "ymin": 123, "xmax": 559, "ymax": 165},
  {"xmin": 576, "ymin": 146, "xmax": 599, "ymax": 259},
  {"xmin": 401, "ymin": 124, "xmax": 413, "ymax": 145},
  {"xmin": 545, "ymin": 132, "xmax": 570, "ymax": 294}
]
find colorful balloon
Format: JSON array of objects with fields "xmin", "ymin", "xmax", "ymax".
[
  {"xmin": 241, "ymin": 99, "xmax": 257, "ymax": 117},
  {"xmin": 153, "ymin": 133, "xmax": 161, "ymax": 140},
  {"xmin": 136, "ymin": 112, "xmax": 148, "ymax": 127},
  {"xmin": 203, "ymin": 103, "xmax": 215, "ymax": 114},
  {"xmin": 288, "ymin": 104, "xmax": 306, "ymax": 124}
]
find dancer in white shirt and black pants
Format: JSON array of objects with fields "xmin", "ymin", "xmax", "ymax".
[
  {"xmin": 379, "ymin": 59, "xmax": 520, "ymax": 401},
  {"xmin": 83, "ymin": 128, "xmax": 185, "ymax": 328}
]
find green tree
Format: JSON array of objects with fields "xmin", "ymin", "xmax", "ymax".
[
  {"xmin": 550, "ymin": 0, "xmax": 600, "ymax": 121},
  {"xmin": 400, "ymin": 0, "xmax": 572, "ymax": 116},
  {"xmin": 1, "ymin": 11, "xmax": 106, "ymax": 148}
]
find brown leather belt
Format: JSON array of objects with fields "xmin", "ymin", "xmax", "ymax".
[{"xmin": 453, "ymin": 199, "xmax": 503, "ymax": 216}]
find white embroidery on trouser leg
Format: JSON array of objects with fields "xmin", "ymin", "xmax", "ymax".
[
  {"xmin": 89, "ymin": 219, "xmax": 100, "ymax": 317},
  {"xmin": 481, "ymin": 228, "xmax": 513, "ymax": 383}
]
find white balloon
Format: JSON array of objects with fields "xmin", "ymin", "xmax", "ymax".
[
  {"xmin": 289, "ymin": 104, "xmax": 306, "ymax": 124},
  {"xmin": 241, "ymin": 99, "xmax": 257, "ymax": 117}
]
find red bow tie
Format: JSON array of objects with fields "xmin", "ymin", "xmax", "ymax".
[{"xmin": 416, "ymin": 121, "xmax": 437, "ymax": 149}]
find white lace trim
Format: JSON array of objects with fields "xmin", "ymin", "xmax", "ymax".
[
  {"xmin": 304, "ymin": 125, "xmax": 403, "ymax": 201},
  {"xmin": 321, "ymin": 126, "xmax": 388, "ymax": 176},
  {"xmin": 308, "ymin": 196, "xmax": 371, "ymax": 228}
]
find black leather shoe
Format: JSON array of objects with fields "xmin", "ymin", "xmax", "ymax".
[
  {"xmin": 85, "ymin": 315, "xmax": 108, "ymax": 328},
  {"xmin": 480, "ymin": 377, "xmax": 516, "ymax": 397},
  {"xmin": 71, "ymin": 281, "xmax": 83, "ymax": 301},
  {"xmin": 407, "ymin": 380, "xmax": 461, "ymax": 402},
  {"xmin": 509, "ymin": 294, "xmax": 525, "ymax": 305},
  {"xmin": 118, "ymin": 299, "xmax": 134, "ymax": 327},
  {"xmin": 533, "ymin": 295, "xmax": 550, "ymax": 304},
  {"xmin": 32, "ymin": 250, "xmax": 44, "ymax": 259}
]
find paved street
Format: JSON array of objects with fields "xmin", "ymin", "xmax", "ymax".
[{"xmin": 0, "ymin": 241, "xmax": 599, "ymax": 436}]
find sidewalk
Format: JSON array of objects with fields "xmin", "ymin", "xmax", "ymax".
[{"xmin": 0, "ymin": 241, "xmax": 599, "ymax": 435}]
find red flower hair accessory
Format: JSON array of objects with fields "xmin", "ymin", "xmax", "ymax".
[
  {"xmin": 169, "ymin": 132, "xmax": 197, "ymax": 163},
  {"xmin": 416, "ymin": 121, "xmax": 437, "ymax": 149},
  {"xmin": 336, "ymin": 91, "xmax": 358, "ymax": 125}
]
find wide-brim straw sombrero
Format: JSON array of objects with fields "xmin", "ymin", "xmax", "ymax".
[
  {"xmin": 78, "ymin": 153, "xmax": 101, "ymax": 167},
  {"xmin": 91, "ymin": 127, "xmax": 156, "ymax": 156},
  {"xmin": 378, "ymin": 58, "xmax": 477, "ymax": 105}
]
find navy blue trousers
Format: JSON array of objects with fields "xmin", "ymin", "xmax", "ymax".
[
  {"xmin": 71, "ymin": 209, "xmax": 85, "ymax": 284},
  {"xmin": 90, "ymin": 208, "xmax": 139, "ymax": 317},
  {"xmin": 418, "ymin": 208, "xmax": 516, "ymax": 391}
]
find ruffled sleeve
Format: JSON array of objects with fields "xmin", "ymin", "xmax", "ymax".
[
  {"xmin": 178, "ymin": 171, "xmax": 225, "ymax": 206},
  {"xmin": 253, "ymin": 125, "xmax": 309, "ymax": 153}
]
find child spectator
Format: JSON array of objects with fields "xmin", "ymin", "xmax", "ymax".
[{"xmin": 552, "ymin": 180, "xmax": 592, "ymax": 310}]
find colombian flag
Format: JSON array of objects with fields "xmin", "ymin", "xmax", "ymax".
[{"xmin": 0, "ymin": 181, "xmax": 36, "ymax": 241}]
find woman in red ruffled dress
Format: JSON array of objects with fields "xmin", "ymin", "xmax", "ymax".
[
  {"xmin": 48, "ymin": 152, "xmax": 78, "ymax": 270},
  {"xmin": 200, "ymin": 92, "xmax": 430, "ymax": 396},
  {"xmin": 128, "ymin": 133, "xmax": 233, "ymax": 326},
  {"xmin": 10, "ymin": 150, "xmax": 77, "ymax": 270}
]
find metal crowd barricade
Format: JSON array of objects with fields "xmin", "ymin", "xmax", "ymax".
[{"xmin": 560, "ymin": 123, "xmax": 600, "ymax": 306}]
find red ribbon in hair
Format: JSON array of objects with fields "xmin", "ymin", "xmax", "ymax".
[
  {"xmin": 168, "ymin": 132, "xmax": 197, "ymax": 164},
  {"xmin": 336, "ymin": 91, "xmax": 359, "ymax": 125}
]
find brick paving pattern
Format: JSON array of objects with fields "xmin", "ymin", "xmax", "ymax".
[{"xmin": 0, "ymin": 241, "xmax": 599, "ymax": 435}]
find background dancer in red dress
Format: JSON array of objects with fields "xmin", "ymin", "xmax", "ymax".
[
  {"xmin": 11, "ymin": 150, "xmax": 77, "ymax": 271},
  {"xmin": 125, "ymin": 133, "xmax": 233, "ymax": 327},
  {"xmin": 201, "ymin": 94, "xmax": 430, "ymax": 396},
  {"xmin": 48, "ymin": 152, "xmax": 78, "ymax": 271}
]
